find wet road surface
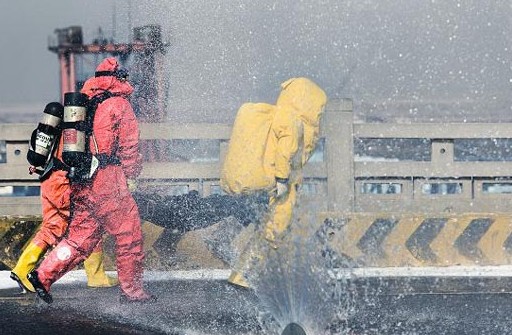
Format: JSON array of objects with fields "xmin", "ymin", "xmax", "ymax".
[
  {"xmin": 0, "ymin": 278, "xmax": 261, "ymax": 335},
  {"xmin": 2, "ymin": 276, "xmax": 512, "ymax": 334}
]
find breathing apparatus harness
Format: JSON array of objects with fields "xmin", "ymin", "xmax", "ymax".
[
  {"xmin": 26, "ymin": 102, "xmax": 69, "ymax": 181},
  {"xmin": 95, "ymin": 68, "xmax": 129, "ymax": 81},
  {"xmin": 61, "ymin": 90, "xmax": 122, "ymax": 183}
]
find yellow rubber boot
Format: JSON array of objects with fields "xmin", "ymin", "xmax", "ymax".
[
  {"xmin": 227, "ymin": 270, "xmax": 250, "ymax": 288},
  {"xmin": 83, "ymin": 251, "xmax": 119, "ymax": 288},
  {"xmin": 228, "ymin": 239, "xmax": 267, "ymax": 289},
  {"xmin": 10, "ymin": 243, "xmax": 46, "ymax": 293}
]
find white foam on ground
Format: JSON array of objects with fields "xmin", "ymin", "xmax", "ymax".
[
  {"xmin": 2, "ymin": 266, "xmax": 512, "ymax": 290},
  {"xmin": 0, "ymin": 269, "xmax": 231, "ymax": 290}
]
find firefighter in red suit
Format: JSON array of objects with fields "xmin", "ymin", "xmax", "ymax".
[{"xmin": 28, "ymin": 57, "xmax": 155, "ymax": 304}]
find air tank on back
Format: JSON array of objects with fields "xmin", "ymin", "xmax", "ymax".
[
  {"xmin": 61, "ymin": 92, "xmax": 89, "ymax": 179},
  {"xmin": 27, "ymin": 102, "xmax": 64, "ymax": 168}
]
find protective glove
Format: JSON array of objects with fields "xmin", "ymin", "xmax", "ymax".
[
  {"xmin": 276, "ymin": 180, "xmax": 289, "ymax": 198},
  {"xmin": 88, "ymin": 155, "xmax": 100, "ymax": 179},
  {"xmin": 127, "ymin": 179, "xmax": 138, "ymax": 192}
]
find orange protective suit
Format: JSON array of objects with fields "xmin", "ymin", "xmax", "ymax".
[
  {"xmin": 32, "ymin": 142, "xmax": 100, "ymax": 255},
  {"xmin": 35, "ymin": 146, "xmax": 70, "ymax": 248},
  {"xmin": 33, "ymin": 57, "xmax": 152, "ymax": 303},
  {"xmin": 11, "ymin": 124, "xmax": 111, "ymax": 293}
]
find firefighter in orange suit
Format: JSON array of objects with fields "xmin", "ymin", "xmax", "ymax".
[
  {"xmin": 28, "ymin": 57, "xmax": 155, "ymax": 304},
  {"xmin": 10, "ymin": 103, "xmax": 118, "ymax": 293},
  {"xmin": 228, "ymin": 77, "xmax": 327, "ymax": 288}
]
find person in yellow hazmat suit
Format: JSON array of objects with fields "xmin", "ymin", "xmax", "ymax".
[{"xmin": 228, "ymin": 77, "xmax": 327, "ymax": 288}]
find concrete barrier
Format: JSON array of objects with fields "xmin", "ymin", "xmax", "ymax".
[
  {"xmin": 0, "ymin": 216, "xmax": 235, "ymax": 271},
  {"xmin": 5, "ymin": 101, "xmax": 512, "ymax": 275},
  {"xmin": 4, "ymin": 211, "xmax": 512, "ymax": 272}
]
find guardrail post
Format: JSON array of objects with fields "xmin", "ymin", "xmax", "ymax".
[
  {"xmin": 431, "ymin": 139, "xmax": 454, "ymax": 173},
  {"xmin": 324, "ymin": 98, "xmax": 354, "ymax": 212}
]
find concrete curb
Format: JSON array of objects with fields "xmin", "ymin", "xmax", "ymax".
[
  {"xmin": 0, "ymin": 269, "xmax": 232, "ymax": 290},
  {"xmin": 331, "ymin": 265, "xmax": 512, "ymax": 279},
  {"xmin": 3, "ymin": 266, "xmax": 512, "ymax": 290}
]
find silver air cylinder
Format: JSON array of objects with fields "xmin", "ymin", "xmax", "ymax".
[{"xmin": 62, "ymin": 92, "xmax": 91, "ymax": 180}]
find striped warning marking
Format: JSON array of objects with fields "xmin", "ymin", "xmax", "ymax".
[
  {"xmin": 319, "ymin": 213, "xmax": 512, "ymax": 267},
  {"xmin": 381, "ymin": 216, "xmax": 424, "ymax": 266},
  {"xmin": 0, "ymin": 217, "xmax": 169, "ymax": 270},
  {"xmin": 479, "ymin": 216, "xmax": 512, "ymax": 265},
  {"xmin": 0, "ymin": 217, "xmax": 214, "ymax": 271},
  {"xmin": 332, "ymin": 216, "xmax": 375, "ymax": 260},
  {"xmin": 5, "ymin": 213, "xmax": 512, "ymax": 270},
  {"xmin": 141, "ymin": 220, "xmax": 165, "ymax": 254},
  {"xmin": 406, "ymin": 218, "xmax": 446, "ymax": 263}
]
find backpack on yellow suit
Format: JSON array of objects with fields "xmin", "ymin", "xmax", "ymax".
[{"xmin": 220, "ymin": 103, "xmax": 276, "ymax": 194}]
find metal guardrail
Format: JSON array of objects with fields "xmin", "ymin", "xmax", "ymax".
[
  {"xmin": 2, "ymin": 98, "xmax": 512, "ymax": 216},
  {"xmin": 352, "ymin": 123, "xmax": 512, "ymax": 213},
  {"xmin": 0, "ymin": 101, "xmax": 338, "ymax": 215}
]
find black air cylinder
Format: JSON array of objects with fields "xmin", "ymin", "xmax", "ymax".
[{"xmin": 27, "ymin": 102, "xmax": 64, "ymax": 167}]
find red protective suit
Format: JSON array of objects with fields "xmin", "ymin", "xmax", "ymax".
[{"xmin": 34, "ymin": 57, "xmax": 151, "ymax": 302}]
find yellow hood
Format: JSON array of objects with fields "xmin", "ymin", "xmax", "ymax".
[{"xmin": 276, "ymin": 77, "xmax": 327, "ymax": 127}]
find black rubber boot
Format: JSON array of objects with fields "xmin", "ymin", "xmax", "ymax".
[
  {"xmin": 10, "ymin": 272, "xmax": 29, "ymax": 294},
  {"xmin": 27, "ymin": 270, "xmax": 53, "ymax": 304}
]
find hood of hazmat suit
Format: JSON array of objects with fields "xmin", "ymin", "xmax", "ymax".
[
  {"xmin": 81, "ymin": 57, "xmax": 134, "ymax": 98},
  {"xmin": 269, "ymin": 77, "xmax": 327, "ymax": 180},
  {"xmin": 80, "ymin": 57, "xmax": 141, "ymax": 179}
]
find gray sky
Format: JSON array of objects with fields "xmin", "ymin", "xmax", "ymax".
[
  {"xmin": 0, "ymin": 1, "xmax": 120, "ymax": 120},
  {"xmin": 1, "ymin": 1, "xmax": 512, "ymax": 123}
]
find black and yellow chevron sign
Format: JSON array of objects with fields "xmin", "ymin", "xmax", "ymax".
[
  {"xmin": 4, "ymin": 213, "xmax": 512, "ymax": 270},
  {"xmin": 319, "ymin": 213, "xmax": 512, "ymax": 267},
  {"xmin": 0, "ymin": 217, "xmax": 207, "ymax": 271}
]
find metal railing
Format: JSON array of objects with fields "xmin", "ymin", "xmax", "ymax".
[{"xmin": 2, "ymin": 98, "xmax": 512, "ymax": 216}]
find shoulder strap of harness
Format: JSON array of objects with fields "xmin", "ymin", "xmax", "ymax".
[
  {"xmin": 86, "ymin": 91, "xmax": 124, "ymax": 168},
  {"xmin": 85, "ymin": 91, "xmax": 123, "ymax": 136},
  {"xmin": 38, "ymin": 157, "xmax": 69, "ymax": 181}
]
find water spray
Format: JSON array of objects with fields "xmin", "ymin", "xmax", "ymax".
[{"xmin": 281, "ymin": 322, "xmax": 307, "ymax": 335}]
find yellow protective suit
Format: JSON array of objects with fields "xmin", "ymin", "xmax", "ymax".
[
  {"xmin": 264, "ymin": 77, "xmax": 327, "ymax": 244},
  {"xmin": 227, "ymin": 78, "xmax": 327, "ymax": 288},
  {"xmin": 221, "ymin": 103, "xmax": 276, "ymax": 194}
]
